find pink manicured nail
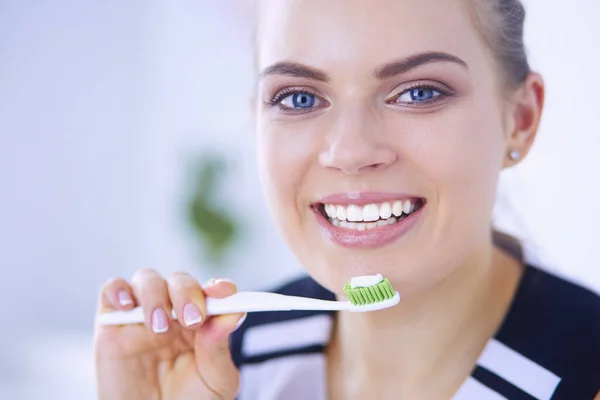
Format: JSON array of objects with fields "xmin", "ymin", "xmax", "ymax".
[
  {"xmin": 117, "ymin": 291, "xmax": 133, "ymax": 306},
  {"xmin": 206, "ymin": 277, "xmax": 233, "ymax": 287},
  {"xmin": 183, "ymin": 303, "xmax": 203, "ymax": 326},
  {"xmin": 152, "ymin": 308, "xmax": 169, "ymax": 333}
]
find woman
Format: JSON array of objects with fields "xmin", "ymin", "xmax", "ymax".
[{"xmin": 94, "ymin": 0, "xmax": 600, "ymax": 399}]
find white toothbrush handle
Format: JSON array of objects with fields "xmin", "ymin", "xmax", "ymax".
[{"xmin": 96, "ymin": 292, "xmax": 351, "ymax": 326}]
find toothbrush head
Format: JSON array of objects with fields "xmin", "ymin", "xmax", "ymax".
[{"xmin": 343, "ymin": 273, "xmax": 400, "ymax": 312}]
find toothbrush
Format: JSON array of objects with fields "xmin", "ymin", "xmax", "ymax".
[{"xmin": 96, "ymin": 273, "xmax": 400, "ymax": 326}]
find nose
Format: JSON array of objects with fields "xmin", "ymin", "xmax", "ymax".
[{"xmin": 318, "ymin": 107, "xmax": 397, "ymax": 175}]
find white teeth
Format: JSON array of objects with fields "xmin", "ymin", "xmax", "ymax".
[
  {"xmin": 402, "ymin": 200, "xmax": 413, "ymax": 214},
  {"xmin": 347, "ymin": 205, "xmax": 363, "ymax": 222},
  {"xmin": 323, "ymin": 199, "xmax": 419, "ymax": 229},
  {"xmin": 392, "ymin": 201, "xmax": 403, "ymax": 217},
  {"xmin": 329, "ymin": 217, "xmax": 397, "ymax": 230},
  {"xmin": 362, "ymin": 204, "xmax": 379, "ymax": 222},
  {"xmin": 336, "ymin": 206, "xmax": 347, "ymax": 221},
  {"xmin": 325, "ymin": 205, "xmax": 336, "ymax": 218},
  {"xmin": 379, "ymin": 203, "xmax": 392, "ymax": 219}
]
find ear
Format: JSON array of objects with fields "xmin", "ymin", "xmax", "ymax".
[{"xmin": 503, "ymin": 72, "xmax": 545, "ymax": 168}]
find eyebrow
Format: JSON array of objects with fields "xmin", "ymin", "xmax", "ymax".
[
  {"xmin": 259, "ymin": 51, "xmax": 468, "ymax": 82},
  {"xmin": 374, "ymin": 51, "xmax": 468, "ymax": 79},
  {"xmin": 259, "ymin": 61, "xmax": 330, "ymax": 82}
]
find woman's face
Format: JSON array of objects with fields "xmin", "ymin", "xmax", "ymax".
[{"xmin": 255, "ymin": 0, "xmax": 511, "ymax": 295}]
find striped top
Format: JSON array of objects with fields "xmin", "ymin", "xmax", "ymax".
[{"xmin": 230, "ymin": 265, "xmax": 600, "ymax": 399}]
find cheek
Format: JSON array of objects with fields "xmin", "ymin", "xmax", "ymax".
[
  {"xmin": 407, "ymin": 97, "xmax": 505, "ymax": 187},
  {"xmin": 256, "ymin": 118, "xmax": 317, "ymax": 225},
  {"xmin": 451, "ymin": 100, "xmax": 505, "ymax": 190},
  {"xmin": 408, "ymin": 97, "xmax": 506, "ymax": 238}
]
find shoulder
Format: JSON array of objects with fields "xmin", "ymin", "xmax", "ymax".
[
  {"xmin": 498, "ymin": 264, "xmax": 600, "ymax": 348},
  {"xmin": 229, "ymin": 275, "xmax": 335, "ymax": 368},
  {"xmin": 494, "ymin": 264, "xmax": 600, "ymax": 393}
]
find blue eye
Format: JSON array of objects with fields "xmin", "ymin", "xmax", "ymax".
[
  {"xmin": 397, "ymin": 87, "xmax": 441, "ymax": 104},
  {"xmin": 279, "ymin": 92, "xmax": 321, "ymax": 109},
  {"xmin": 293, "ymin": 93, "xmax": 315, "ymax": 108}
]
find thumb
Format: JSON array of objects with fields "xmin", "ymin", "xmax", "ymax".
[{"xmin": 194, "ymin": 312, "xmax": 246, "ymax": 400}]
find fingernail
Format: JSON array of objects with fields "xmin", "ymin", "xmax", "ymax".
[
  {"xmin": 206, "ymin": 277, "xmax": 232, "ymax": 287},
  {"xmin": 117, "ymin": 291, "xmax": 133, "ymax": 306},
  {"xmin": 152, "ymin": 308, "xmax": 169, "ymax": 333},
  {"xmin": 183, "ymin": 303, "xmax": 203, "ymax": 326},
  {"xmin": 233, "ymin": 313, "xmax": 247, "ymax": 332}
]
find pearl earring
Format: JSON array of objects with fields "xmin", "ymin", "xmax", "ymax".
[{"xmin": 509, "ymin": 150, "xmax": 520, "ymax": 161}]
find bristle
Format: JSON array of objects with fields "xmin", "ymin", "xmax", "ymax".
[{"xmin": 344, "ymin": 278, "xmax": 395, "ymax": 305}]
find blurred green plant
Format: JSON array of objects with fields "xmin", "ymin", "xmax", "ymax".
[{"xmin": 187, "ymin": 154, "xmax": 239, "ymax": 267}]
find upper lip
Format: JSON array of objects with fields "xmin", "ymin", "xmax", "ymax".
[{"xmin": 317, "ymin": 192, "xmax": 423, "ymax": 206}]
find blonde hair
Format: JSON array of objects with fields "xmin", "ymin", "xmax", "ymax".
[{"xmin": 470, "ymin": 0, "xmax": 531, "ymax": 88}]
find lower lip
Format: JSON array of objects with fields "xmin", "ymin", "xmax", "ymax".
[{"xmin": 313, "ymin": 205, "xmax": 425, "ymax": 249}]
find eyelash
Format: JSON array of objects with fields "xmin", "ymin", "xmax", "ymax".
[
  {"xmin": 388, "ymin": 83, "xmax": 455, "ymax": 106},
  {"xmin": 265, "ymin": 83, "xmax": 455, "ymax": 114}
]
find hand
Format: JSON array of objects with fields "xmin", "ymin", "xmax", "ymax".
[{"xmin": 94, "ymin": 269, "xmax": 245, "ymax": 400}]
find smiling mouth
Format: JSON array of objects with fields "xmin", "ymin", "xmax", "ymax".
[{"xmin": 314, "ymin": 198, "xmax": 425, "ymax": 231}]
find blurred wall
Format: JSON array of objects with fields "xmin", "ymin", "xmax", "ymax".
[
  {"xmin": 0, "ymin": 1, "xmax": 303, "ymax": 398},
  {"xmin": 497, "ymin": 0, "xmax": 600, "ymax": 288},
  {"xmin": 0, "ymin": 0, "xmax": 598, "ymax": 398}
]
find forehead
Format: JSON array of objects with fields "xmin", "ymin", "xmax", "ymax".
[{"xmin": 257, "ymin": 0, "xmax": 484, "ymax": 73}]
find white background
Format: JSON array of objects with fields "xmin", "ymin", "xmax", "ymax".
[{"xmin": 0, "ymin": 1, "xmax": 598, "ymax": 398}]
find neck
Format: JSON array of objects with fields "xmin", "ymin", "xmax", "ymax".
[{"xmin": 327, "ymin": 240, "xmax": 522, "ymax": 397}]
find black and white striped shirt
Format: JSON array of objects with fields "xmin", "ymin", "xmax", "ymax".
[{"xmin": 231, "ymin": 264, "xmax": 600, "ymax": 399}]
